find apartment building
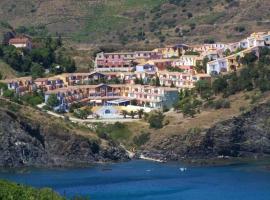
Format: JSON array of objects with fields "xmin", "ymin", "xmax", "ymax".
[
  {"xmin": 45, "ymin": 84, "xmax": 125, "ymax": 109},
  {"xmin": 207, "ymin": 46, "xmax": 260, "ymax": 74},
  {"xmin": 158, "ymin": 71, "xmax": 194, "ymax": 89},
  {"xmin": 172, "ymin": 55, "xmax": 201, "ymax": 67},
  {"xmin": 153, "ymin": 44, "xmax": 189, "ymax": 58},
  {"xmin": 146, "ymin": 59, "xmax": 175, "ymax": 71},
  {"xmin": 95, "ymin": 52, "xmax": 135, "ymax": 72},
  {"xmin": 34, "ymin": 77, "xmax": 65, "ymax": 91},
  {"xmin": 55, "ymin": 72, "xmax": 107, "ymax": 86},
  {"xmin": 158, "ymin": 71, "xmax": 211, "ymax": 89},
  {"xmin": 0, "ymin": 77, "xmax": 33, "ymax": 95},
  {"xmin": 124, "ymin": 85, "xmax": 179, "ymax": 109},
  {"xmin": 191, "ymin": 43, "xmax": 227, "ymax": 54},
  {"xmin": 94, "ymin": 51, "xmax": 161, "ymax": 72},
  {"xmin": 45, "ymin": 83, "xmax": 179, "ymax": 110}
]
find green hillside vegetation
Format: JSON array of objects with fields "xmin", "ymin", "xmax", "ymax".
[
  {"xmin": 93, "ymin": 47, "xmax": 270, "ymax": 148},
  {"xmin": 0, "ymin": 59, "xmax": 17, "ymax": 79},
  {"xmin": 0, "ymin": 180, "xmax": 64, "ymax": 200},
  {"xmin": 0, "ymin": 36, "xmax": 76, "ymax": 77},
  {"xmin": 0, "ymin": 0, "xmax": 269, "ymax": 48}
]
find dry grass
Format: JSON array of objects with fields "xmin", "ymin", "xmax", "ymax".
[
  {"xmin": 122, "ymin": 91, "xmax": 270, "ymax": 147},
  {"xmin": 0, "ymin": 60, "xmax": 17, "ymax": 79},
  {"xmin": 0, "ymin": 0, "xmax": 269, "ymax": 47}
]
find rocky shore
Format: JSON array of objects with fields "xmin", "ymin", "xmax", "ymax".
[
  {"xmin": 141, "ymin": 103, "xmax": 270, "ymax": 163},
  {"xmin": 0, "ymin": 109, "xmax": 129, "ymax": 168},
  {"xmin": 1, "ymin": 102, "xmax": 270, "ymax": 168}
]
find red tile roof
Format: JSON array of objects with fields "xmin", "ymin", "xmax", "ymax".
[{"xmin": 9, "ymin": 37, "xmax": 30, "ymax": 45}]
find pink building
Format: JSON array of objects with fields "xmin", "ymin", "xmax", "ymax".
[
  {"xmin": 94, "ymin": 51, "xmax": 162, "ymax": 72},
  {"xmin": 95, "ymin": 52, "xmax": 135, "ymax": 72}
]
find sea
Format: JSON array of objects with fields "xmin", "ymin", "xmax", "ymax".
[{"xmin": 0, "ymin": 160, "xmax": 270, "ymax": 200}]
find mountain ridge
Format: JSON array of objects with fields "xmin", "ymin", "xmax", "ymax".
[{"xmin": 1, "ymin": 0, "xmax": 270, "ymax": 48}]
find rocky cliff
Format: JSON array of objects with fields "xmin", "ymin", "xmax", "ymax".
[
  {"xmin": 0, "ymin": 109, "xmax": 128, "ymax": 168},
  {"xmin": 142, "ymin": 103, "xmax": 270, "ymax": 161}
]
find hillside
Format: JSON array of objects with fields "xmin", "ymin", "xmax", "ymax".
[
  {"xmin": 125, "ymin": 91, "xmax": 270, "ymax": 162},
  {"xmin": 0, "ymin": 180, "xmax": 64, "ymax": 200},
  {"xmin": 0, "ymin": 0, "xmax": 270, "ymax": 49},
  {"xmin": 0, "ymin": 99, "xmax": 128, "ymax": 168},
  {"xmin": 0, "ymin": 60, "xmax": 17, "ymax": 79}
]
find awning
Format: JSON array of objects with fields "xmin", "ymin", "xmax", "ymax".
[{"xmin": 107, "ymin": 99, "xmax": 131, "ymax": 105}]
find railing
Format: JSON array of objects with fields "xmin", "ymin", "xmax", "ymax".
[{"xmin": 89, "ymin": 92, "xmax": 120, "ymax": 97}]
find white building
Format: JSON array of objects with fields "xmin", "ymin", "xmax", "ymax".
[
  {"xmin": 9, "ymin": 36, "xmax": 32, "ymax": 49},
  {"xmin": 207, "ymin": 58, "xmax": 228, "ymax": 75}
]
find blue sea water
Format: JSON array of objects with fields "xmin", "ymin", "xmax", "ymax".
[{"xmin": 0, "ymin": 160, "xmax": 270, "ymax": 200}]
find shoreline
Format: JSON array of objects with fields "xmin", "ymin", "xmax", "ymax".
[{"xmin": 1, "ymin": 156, "xmax": 270, "ymax": 172}]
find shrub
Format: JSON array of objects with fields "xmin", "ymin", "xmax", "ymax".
[
  {"xmin": 148, "ymin": 111, "xmax": 165, "ymax": 129},
  {"xmin": 163, "ymin": 106, "xmax": 169, "ymax": 113},
  {"xmin": 46, "ymin": 94, "xmax": 60, "ymax": 109},
  {"xmin": 239, "ymin": 106, "xmax": 246, "ymax": 112},
  {"xmin": 244, "ymin": 94, "xmax": 250, "ymax": 100},
  {"xmin": 213, "ymin": 99, "xmax": 231, "ymax": 110},
  {"xmin": 73, "ymin": 109, "xmax": 91, "ymax": 119},
  {"xmin": 133, "ymin": 132, "xmax": 150, "ymax": 146},
  {"xmin": 3, "ymin": 88, "xmax": 14, "ymax": 98},
  {"xmin": 204, "ymin": 38, "xmax": 215, "ymax": 44},
  {"xmin": 21, "ymin": 92, "xmax": 43, "ymax": 106},
  {"xmin": 0, "ymin": 180, "xmax": 64, "ymax": 200},
  {"xmin": 187, "ymin": 12, "xmax": 193, "ymax": 18},
  {"xmin": 95, "ymin": 122, "xmax": 131, "ymax": 141},
  {"xmin": 234, "ymin": 26, "xmax": 245, "ymax": 33},
  {"xmin": 250, "ymin": 92, "xmax": 262, "ymax": 104}
]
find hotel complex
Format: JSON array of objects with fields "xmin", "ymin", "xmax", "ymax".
[{"xmin": 1, "ymin": 31, "xmax": 270, "ymax": 113}]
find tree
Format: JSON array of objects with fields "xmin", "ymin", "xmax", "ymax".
[
  {"xmin": 195, "ymin": 57, "xmax": 209, "ymax": 73},
  {"xmin": 56, "ymin": 35, "xmax": 62, "ymax": 47},
  {"xmin": 64, "ymin": 59, "xmax": 76, "ymax": 73},
  {"xmin": 195, "ymin": 80, "xmax": 212, "ymax": 100},
  {"xmin": 129, "ymin": 111, "xmax": 136, "ymax": 119},
  {"xmin": 148, "ymin": 111, "xmax": 165, "ymax": 129},
  {"xmin": 74, "ymin": 109, "xmax": 91, "ymax": 119},
  {"xmin": 46, "ymin": 94, "xmax": 60, "ymax": 109},
  {"xmin": 212, "ymin": 77, "xmax": 228, "ymax": 94},
  {"xmin": 0, "ymin": 82, "xmax": 8, "ymax": 91},
  {"xmin": 137, "ymin": 109, "xmax": 144, "ymax": 119},
  {"xmin": 155, "ymin": 76, "xmax": 160, "ymax": 86},
  {"xmin": 3, "ymin": 89, "xmax": 15, "ymax": 98},
  {"xmin": 240, "ymin": 52, "xmax": 258, "ymax": 65},
  {"xmin": 31, "ymin": 63, "xmax": 44, "ymax": 78},
  {"xmin": 0, "ymin": 72, "xmax": 2, "ymax": 80},
  {"xmin": 176, "ymin": 94, "xmax": 202, "ymax": 118},
  {"xmin": 121, "ymin": 110, "xmax": 128, "ymax": 118}
]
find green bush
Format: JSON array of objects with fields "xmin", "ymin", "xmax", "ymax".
[
  {"xmin": 133, "ymin": 132, "xmax": 150, "ymax": 146},
  {"xmin": 250, "ymin": 92, "xmax": 262, "ymax": 104},
  {"xmin": 239, "ymin": 106, "xmax": 246, "ymax": 112},
  {"xmin": 148, "ymin": 111, "xmax": 165, "ymax": 129},
  {"xmin": 0, "ymin": 180, "xmax": 64, "ymax": 200},
  {"xmin": 46, "ymin": 94, "xmax": 60, "ymax": 109},
  {"xmin": 21, "ymin": 92, "xmax": 44, "ymax": 106},
  {"xmin": 95, "ymin": 122, "xmax": 131, "ymax": 141},
  {"xmin": 213, "ymin": 99, "xmax": 231, "ymax": 110}
]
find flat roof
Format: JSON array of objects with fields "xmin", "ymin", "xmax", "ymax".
[
  {"xmin": 0, "ymin": 76, "xmax": 32, "ymax": 83},
  {"xmin": 107, "ymin": 99, "xmax": 131, "ymax": 104}
]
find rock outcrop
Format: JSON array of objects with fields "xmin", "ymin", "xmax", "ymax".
[
  {"xmin": 0, "ymin": 109, "xmax": 128, "ymax": 168},
  {"xmin": 142, "ymin": 103, "xmax": 270, "ymax": 161}
]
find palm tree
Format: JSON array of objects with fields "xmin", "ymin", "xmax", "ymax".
[
  {"xmin": 137, "ymin": 109, "xmax": 144, "ymax": 119},
  {"xmin": 121, "ymin": 110, "xmax": 128, "ymax": 118},
  {"xmin": 130, "ymin": 111, "xmax": 136, "ymax": 119}
]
